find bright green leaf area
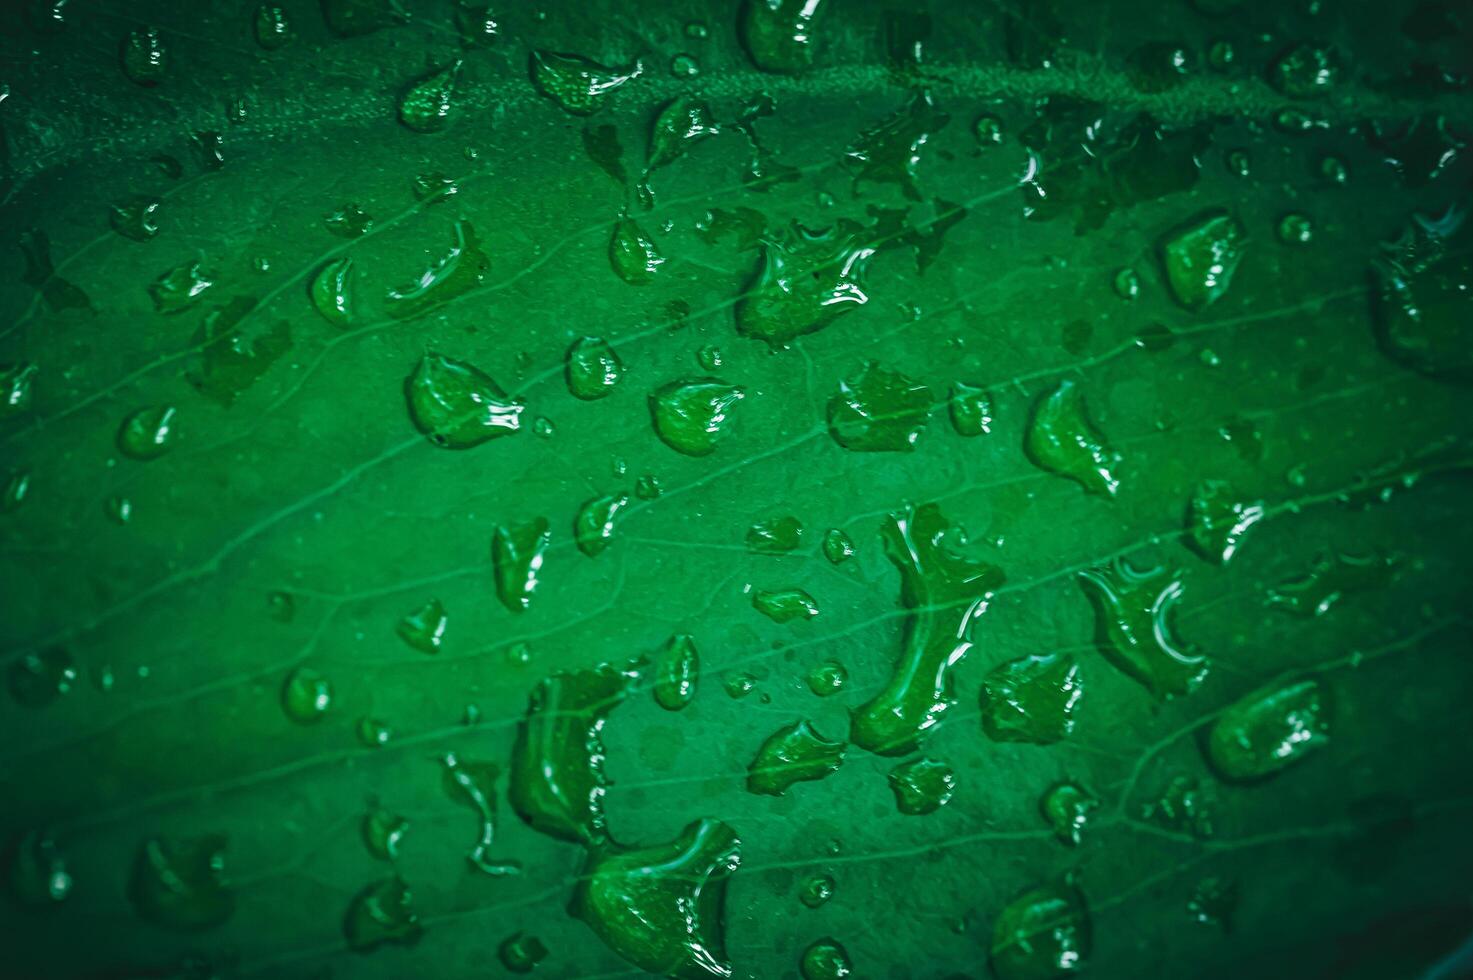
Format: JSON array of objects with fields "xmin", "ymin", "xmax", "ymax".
[{"xmin": 2, "ymin": 0, "xmax": 1472, "ymax": 977}]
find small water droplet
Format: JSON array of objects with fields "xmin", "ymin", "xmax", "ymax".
[
  {"xmin": 1277, "ymin": 212, "xmax": 1314, "ymax": 245},
  {"xmin": 121, "ymin": 28, "xmax": 167, "ymax": 86},
  {"xmin": 499, "ymin": 932, "xmax": 549, "ymax": 973},
  {"xmin": 799, "ymin": 873, "xmax": 835, "ymax": 909},
  {"xmin": 752, "ymin": 587, "xmax": 820, "ymax": 623},
  {"xmin": 397, "ymin": 598, "xmax": 447, "ymax": 653},
  {"xmin": 149, "ymin": 261, "xmax": 213, "ymax": 314},
  {"xmin": 1039, "ymin": 782, "xmax": 1098, "ymax": 845},
  {"xmin": 491, "ymin": 518, "xmax": 550, "ymax": 613},
  {"xmin": 821, "ymin": 528, "xmax": 854, "ymax": 564},
  {"xmin": 254, "ymin": 5, "xmax": 293, "ymax": 49},
  {"xmin": 1160, "ymin": 210, "xmax": 1246, "ymax": 310},
  {"xmin": 888, "ymin": 758, "xmax": 956, "ymax": 815},
  {"xmin": 652, "ymin": 634, "xmax": 699, "ymax": 711},
  {"xmin": 747, "ymin": 720, "xmax": 846, "ymax": 795},
  {"xmin": 806, "ymin": 659, "xmax": 847, "ymax": 697},
  {"xmin": 281, "ymin": 666, "xmax": 331, "ymax": 723},
  {"xmin": 800, "ymin": 938, "xmax": 853, "ymax": 979},
  {"xmin": 117, "ymin": 406, "xmax": 176, "ymax": 460}
]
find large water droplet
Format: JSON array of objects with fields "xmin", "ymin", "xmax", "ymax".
[
  {"xmin": 747, "ymin": 515, "xmax": 802, "ymax": 554},
  {"xmin": 851, "ymin": 504, "xmax": 1005, "ymax": 754},
  {"xmin": 649, "ymin": 379, "xmax": 745, "ymax": 456},
  {"xmin": 362, "ymin": 806, "xmax": 408, "ymax": 861},
  {"xmin": 565, "ymin": 336, "xmax": 624, "ymax": 400},
  {"xmin": 1023, "ymin": 380, "xmax": 1120, "ymax": 497},
  {"xmin": 609, "ymin": 215, "xmax": 666, "ymax": 283},
  {"xmin": 254, "ymin": 4, "xmax": 293, "ymax": 49},
  {"xmin": 828, "ymin": 362, "xmax": 932, "ymax": 453},
  {"xmin": 399, "ymin": 60, "xmax": 461, "ymax": 133},
  {"xmin": 844, "ymin": 91, "xmax": 949, "ymax": 200},
  {"xmin": 406, "ymin": 352, "xmax": 524, "ymax": 449},
  {"xmin": 948, "ymin": 382, "xmax": 992, "ymax": 436},
  {"xmin": 806, "ymin": 659, "xmax": 847, "ymax": 697},
  {"xmin": 529, "ymin": 50, "xmax": 641, "ymax": 115},
  {"xmin": 1079, "ymin": 559, "xmax": 1205, "ymax": 699},
  {"xmin": 735, "ymin": 220, "xmax": 875, "ymax": 349},
  {"xmin": 491, "ymin": 517, "xmax": 550, "ymax": 613},
  {"xmin": 980, "ymin": 651, "xmax": 1082, "ymax": 745},
  {"xmin": 1270, "ymin": 43, "xmax": 1341, "ymax": 98},
  {"xmin": 1, "ymin": 362, "xmax": 36, "ymax": 420},
  {"xmin": 821, "ymin": 528, "xmax": 855, "ymax": 564},
  {"xmin": 747, "ymin": 720, "xmax": 846, "ymax": 795},
  {"xmin": 646, "ymin": 95, "xmax": 719, "ymax": 172},
  {"xmin": 499, "ymin": 933, "xmax": 549, "ymax": 973},
  {"xmin": 800, "ymin": 873, "xmax": 835, "ymax": 909},
  {"xmin": 1204, "ymin": 678, "xmax": 1331, "ymax": 781},
  {"xmin": 7, "ymin": 832, "xmax": 72, "ymax": 906},
  {"xmin": 121, "ymin": 28, "xmax": 166, "ymax": 86},
  {"xmin": 111, "ymin": 196, "xmax": 161, "ymax": 241},
  {"xmin": 1160, "ymin": 210, "xmax": 1246, "ymax": 311}
]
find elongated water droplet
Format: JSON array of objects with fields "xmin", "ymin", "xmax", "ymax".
[
  {"xmin": 362, "ymin": 806, "xmax": 408, "ymax": 861},
  {"xmin": 1040, "ymin": 782, "xmax": 1098, "ymax": 845},
  {"xmin": 1160, "ymin": 210, "xmax": 1246, "ymax": 311},
  {"xmin": 397, "ymin": 598, "xmax": 447, "ymax": 653},
  {"xmin": 1024, "ymin": 380, "xmax": 1120, "ymax": 496},
  {"xmin": 406, "ymin": 353, "xmax": 524, "ymax": 449},
  {"xmin": 1079, "ymin": 559, "xmax": 1204, "ymax": 699},
  {"xmin": 128, "ymin": 836, "xmax": 233, "ymax": 930},
  {"xmin": 443, "ymin": 752, "xmax": 520, "ymax": 875},
  {"xmin": 888, "ymin": 758, "xmax": 956, "ymax": 815},
  {"xmin": 828, "ymin": 361, "xmax": 932, "ymax": 452},
  {"xmin": 852, "ymin": 504, "xmax": 1004, "ymax": 755},
  {"xmin": 564, "ymin": 336, "xmax": 624, "ymax": 400},
  {"xmin": 747, "ymin": 720, "xmax": 846, "ymax": 795},
  {"xmin": 980, "ymin": 651, "xmax": 1082, "ymax": 745},
  {"xmin": 575, "ymin": 492, "xmax": 629, "ymax": 556},
  {"xmin": 310, "ymin": 257, "xmax": 353, "ymax": 327},
  {"xmin": 399, "ymin": 60, "xmax": 460, "ymax": 133},
  {"xmin": 651, "ymin": 634, "xmax": 699, "ymax": 711},
  {"xmin": 753, "ymin": 587, "xmax": 820, "ymax": 623},
  {"xmin": 509, "ymin": 663, "xmax": 638, "ymax": 843},
  {"xmin": 1, "ymin": 470, "xmax": 29, "ymax": 513},
  {"xmin": 343, "ymin": 876, "xmax": 422, "ymax": 951},
  {"xmin": 1266, "ymin": 552, "xmax": 1399, "ymax": 617},
  {"xmin": 990, "ymin": 879, "xmax": 1091, "ymax": 980},
  {"xmin": 529, "ymin": 50, "xmax": 641, "ymax": 115},
  {"xmin": 649, "ymin": 379, "xmax": 745, "ymax": 456},
  {"xmin": 647, "ymin": 95, "xmax": 719, "ymax": 172},
  {"xmin": 385, "ymin": 220, "xmax": 489, "ymax": 319},
  {"xmin": 1204, "ymin": 678, "xmax": 1331, "ymax": 781},
  {"xmin": 570, "ymin": 818, "xmax": 739, "ymax": 977},
  {"xmin": 491, "ymin": 517, "xmax": 549, "ymax": 613}
]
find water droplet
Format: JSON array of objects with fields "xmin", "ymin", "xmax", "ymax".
[
  {"xmin": 491, "ymin": 518, "xmax": 550, "ymax": 614},
  {"xmin": 806, "ymin": 659, "xmax": 847, "ymax": 697},
  {"xmin": 529, "ymin": 50, "xmax": 641, "ymax": 116},
  {"xmin": 888, "ymin": 758, "xmax": 956, "ymax": 815},
  {"xmin": 2, "ymin": 470, "xmax": 30, "ymax": 513},
  {"xmin": 194, "ymin": 131, "xmax": 225, "ymax": 171},
  {"xmin": 801, "ymin": 938, "xmax": 853, "ymax": 979},
  {"xmin": 980, "ymin": 651, "xmax": 1082, "ymax": 745},
  {"xmin": 828, "ymin": 361, "xmax": 932, "ymax": 452},
  {"xmin": 1112, "ymin": 267, "xmax": 1140, "ymax": 300},
  {"xmin": 399, "ymin": 60, "xmax": 460, "ymax": 133},
  {"xmin": 509, "ymin": 663, "xmax": 638, "ymax": 843},
  {"xmin": 563, "ymin": 335, "xmax": 624, "ymax": 401},
  {"xmin": 649, "ymin": 379, "xmax": 745, "ymax": 456},
  {"xmin": 974, "ymin": 113, "xmax": 1003, "ymax": 146},
  {"xmin": 443, "ymin": 752, "xmax": 520, "ymax": 875},
  {"xmin": 800, "ymin": 873, "xmax": 835, "ymax": 909},
  {"xmin": 499, "ymin": 932, "xmax": 549, "ymax": 973},
  {"xmin": 343, "ymin": 876, "xmax": 422, "ymax": 951},
  {"xmin": 110, "ymin": 196, "xmax": 161, "ymax": 241},
  {"xmin": 357, "ymin": 716, "xmax": 392, "ymax": 747},
  {"xmin": 646, "ymin": 95, "xmax": 718, "ymax": 172},
  {"xmin": 609, "ymin": 215, "xmax": 666, "ymax": 283},
  {"xmin": 1266, "ymin": 552, "xmax": 1399, "ymax": 617},
  {"xmin": 635, "ymin": 473, "xmax": 662, "ymax": 499},
  {"xmin": 7, "ymin": 832, "xmax": 71, "ymax": 906},
  {"xmin": 948, "ymin": 382, "xmax": 992, "ymax": 437},
  {"xmin": 1207, "ymin": 39, "xmax": 1235, "ymax": 70},
  {"xmin": 8, "ymin": 647, "xmax": 77, "ymax": 707},
  {"xmin": 1160, "ymin": 209, "xmax": 1246, "ymax": 311},
  {"xmin": 117, "ymin": 405, "xmax": 176, "ymax": 460},
  {"xmin": 253, "ymin": 5, "xmax": 293, "ymax": 49},
  {"xmin": 325, "ymin": 203, "xmax": 372, "ymax": 237},
  {"xmin": 309, "ymin": 257, "xmax": 354, "ymax": 327},
  {"xmin": 1277, "ymin": 212, "xmax": 1314, "ymax": 245},
  {"xmin": 1370, "ymin": 207, "xmax": 1473, "ymax": 383},
  {"xmin": 281, "ymin": 666, "xmax": 332, "ymax": 723},
  {"xmin": 821, "ymin": 528, "xmax": 854, "ymax": 564},
  {"xmin": 1, "ymin": 362, "xmax": 36, "ymax": 420},
  {"xmin": 128, "ymin": 836, "xmax": 233, "ymax": 930},
  {"xmin": 1319, "ymin": 155, "xmax": 1349, "ymax": 185},
  {"xmin": 1270, "ymin": 43, "xmax": 1341, "ymax": 98},
  {"xmin": 851, "ymin": 504, "xmax": 1004, "ymax": 754},
  {"xmin": 149, "ymin": 260, "xmax": 213, "ymax": 314},
  {"xmin": 362, "ymin": 806, "xmax": 408, "ymax": 860},
  {"xmin": 570, "ymin": 818, "xmax": 739, "ymax": 976},
  {"xmin": 1039, "ymin": 782, "xmax": 1098, "ymax": 845},
  {"xmin": 121, "ymin": 28, "xmax": 166, "ymax": 86},
  {"xmin": 406, "ymin": 352, "xmax": 524, "ymax": 449},
  {"xmin": 186, "ymin": 296, "xmax": 291, "ymax": 406},
  {"xmin": 574, "ymin": 492, "xmax": 630, "ymax": 557},
  {"xmin": 1127, "ymin": 41, "xmax": 1193, "ymax": 92},
  {"xmin": 1186, "ymin": 480, "xmax": 1264, "ymax": 564},
  {"xmin": 1272, "ymin": 107, "xmax": 1328, "ymax": 134},
  {"xmin": 385, "ymin": 220, "xmax": 489, "ymax": 319},
  {"xmin": 453, "ymin": 1, "xmax": 497, "ymax": 45},
  {"xmin": 268, "ymin": 591, "xmax": 295, "ymax": 622},
  {"xmin": 725, "ymin": 671, "xmax": 759, "ymax": 699},
  {"xmin": 396, "ymin": 598, "xmax": 447, "ymax": 653},
  {"xmin": 652, "ymin": 634, "xmax": 699, "ymax": 710},
  {"xmin": 989, "ymin": 879, "xmax": 1091, "ymax": 980},
  {"xmin": 1079, "ymin": 559, "xmax": 1204, "ymax": 699},
  {"xmin": 844, "ymin": 91, "xmax": 949, "ymax": 200},
  {"xmin": 740, "ymin": 0, "xmax": 826, "ymax": 72},
  {"xmin": 1225, "ymin": 149, "xmax": 1251, "ymax": 178},
  {"xmin": 1187, "ymin": 877, "xmax": 1238, "ymax": 930},
  {"xmin": 753, "ymin": 587, "xmax": 820, "ymax": 623},
  {"xmin": 1204, "ymin": 678, "xmax": 1331, "ymax": 781},
  {"xmin": 684, "ymin": 20, "xmax": 709, "ymax": 39},
  {"xmin": 747, "ymin": 720, "xmax": 846, "ymax": 795},
  {"xmin": 1023, "ymin": 380, "xmax": 1120, "ymax": 497},
  {"xmin": 747, "ymin": 515, "xmax": 803, "ymax": 554},
  {"xmin": 735, "ymin": 220, "xmax": 875, "ymax": 348},
  {"xmin": 412, "ymin": 171, "xmax": 458, "ymax": 203},
  {"xmin": 1145, "ymin": 775, "xmax": 1215, "ymax": 837}
]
